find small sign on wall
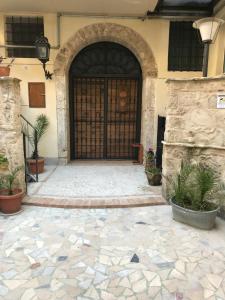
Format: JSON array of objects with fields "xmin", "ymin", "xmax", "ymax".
[{"xmin": 217, "ymin": 93, "xmax": 225, "ymax": 109}]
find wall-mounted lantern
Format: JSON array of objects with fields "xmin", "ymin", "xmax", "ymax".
[
  {"xmin": 193, "ymin": 17, "xmax": 224, "ymax": 77},
  {"xmin": 35, "ymin": 35, "xmax": 53, "ymax": 80}
]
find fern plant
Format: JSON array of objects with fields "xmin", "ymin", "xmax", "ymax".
[{"xmin": 27, "ymin": 114, "xmax": 49, "ymax": 159}]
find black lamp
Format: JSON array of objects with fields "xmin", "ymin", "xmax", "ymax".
[{"xmin": 35, "ymin": 35, "xmax": 53, "ymax": 80}]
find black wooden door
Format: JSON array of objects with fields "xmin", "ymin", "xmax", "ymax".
[{"xmin": 71, "ymin": 77, "xmax": 141, "ymax": 159}]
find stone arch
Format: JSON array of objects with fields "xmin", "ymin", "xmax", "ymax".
[{"xmin": 54, "ymin": 22, "xmax": 158, "ymax": 163}]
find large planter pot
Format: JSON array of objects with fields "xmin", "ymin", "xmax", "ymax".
[
  {"xmin": 0, "ymin": 189, "xmax": 24, "ymax": 214},
  {"xmin": 146, "ymin": 172, "xmax": 162, "ymax": 186},
  {"xmin": 0, "ymin": 67, "xmax": 10, "ymax": 77},
  {"xmin": 170, "ymin": 199, "xmax": 219, "ymax": 230},
  {"xmin": 27, "ymin": 158, "xmax": 44, "ymax": 174}
]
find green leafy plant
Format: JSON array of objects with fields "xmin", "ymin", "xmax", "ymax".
[
  {"xmin": 0, "ymin": 166, "xmax": 23, "ymax": 195},
  {"xmin": 146, "ymin": 166, "xmax": 161, "ymax": 175},
  {"xmin": 170, "ymin": 161, "xmax": 225, "ymax": 211},
  {"xmin": 27, "ymin": 114, "xmax": 49, "ymax": 159},
  {"xmin": 145, "ymin": 147, "xmax": 155, "ymax": 169},
  {"xmin": 0, "ymin": 154, "xmax": 8, "ymax": 165}
]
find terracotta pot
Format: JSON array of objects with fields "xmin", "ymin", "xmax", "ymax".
[
  {"xmin": 0, "ymin": 189, "xmax": 24, "ymax": 214},
  {"xmin": 0, "ymin": 162, "xmax": 9, "ymax": 172},
  {"xmin": 0, "ymin": 67, "xmax": 10, "ymax": 77},
  {"xmin": 27, "ymin": 158, "xmax": 45, "ymax": 174}
]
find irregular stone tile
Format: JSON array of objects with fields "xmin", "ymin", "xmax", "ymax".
[
  {"xmin": 206, "ymin": 274, "xmax": 223, "ymax": 289},
  {"xmin": 123, "ymin": 288, "xmax": 133, "ymax": 296},
  {"xmin": 96, "ymin": 279, "xmax": 109, "ymax": 290},
  {"xmin": 129, "ymin": 271, "xmax": 142, "ymax": 283},
  {"xmin": 50, "ymin": 279, "xmax": 63, "ymax": 291},
  {"xmin": 130, "ymin": 254, "xmax": 139, "ymax": 263},
  {"xmin": 132, "ymin": 278, "xmax": 147, "ymax": 293},
  {"xmin": 170, "ymin": 270, "xmax": 186, "ymax": 280},
  {"xmin": 204, "ymin": 289, "xmax": 215, "ymax": 299},
  {"xmin": 175, "ymin": 261, "xmax": 185, "ymax": 274},
  {"xmin": 149, "ymin": 275, "xmax": 161, "ymax": 287},
  {"xmin": 0, "ymin": 284, "xmax": 8, "ymax": 296},
  {"xmin": 94, "ymin": 272, "xmax": 108, "ymax": 285},
  {"xmin": 147, "ymin": 286, "xmax": 161, "ymax": 298},
  {"xmin": 186, "ymin": 262, "xmax": 197, "ymax": 273},
  {"xmin": 119, "ymin": 277, "xmax": 131, "ymax": 288},
  {"xmin": 21, "ymin": 288, "xmax": 35, "ymax": 300},
  {"xmin": 84, "ymin": 286, "xmax": 99, "ymax": 299},
  {"xmin": 30, "ymin": 262, "xmax": 41, "ymax": 269},
  {"xmin": 3, "ymin": 280, "xmax": 27, "ymax": 290},
  {"xmin": 2, "ymin": 270, "xmax": 17, "ymax": 279},
  {"xmin": 57, "ymin": 256, "xmax": 68, "ymax": 262},
  {"xmin": 108, "ymin": 286, "xmax": 125, "ymax": 297},
  {"xmin": 79, "ymin": 279, "xmax": 92, "ymax": 289},
  {"xmin": 156, "ymin": 262, "xmax": 175, "ymax": 269},
  {"xmin": 101, "ymin": 291, "xmax": 116, "ymax": 300},
  {"xmin": 42, "ymin": 266, "xmax": 55, "ymax": 276},
  {"xmin": 143, "ymin": 271, "xmax": 157, "ymax": 282},
  {"xmin": 200, "ymin": 278, "xmax": 215, "ymax": 291},
  {"xmin": 163, "ymin": 279, "xmax": 178, "ymax": 293}
]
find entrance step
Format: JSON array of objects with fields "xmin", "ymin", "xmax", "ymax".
[{"xmin": 23, "ymin": 195, "xmax": 167, "ymax": 209}]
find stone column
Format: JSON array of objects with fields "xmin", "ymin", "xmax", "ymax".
[
  {"xmin": 0, "ymin": 77, "xmax": 25, "ymax": 189},
  {"xmin": 162, "ymin": 76, "xmax": 225, "ymax": 198}
]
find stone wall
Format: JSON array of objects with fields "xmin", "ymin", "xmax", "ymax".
[
  {"xmin": 162, "ymin": 76, "xmax": 225, "ymax": 198},
  {"xmin": 0, "ymin": 77, "xmax": 25, "ymax": 189}
]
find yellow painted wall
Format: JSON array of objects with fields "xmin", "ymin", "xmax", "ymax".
[{"xmin": 0, "ymin": 12, "xmax": 223, "ymax": 159}]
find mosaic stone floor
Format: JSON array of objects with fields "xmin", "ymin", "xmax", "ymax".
[
  {"xmin": 1, "ymin": 205, "xmax": 225, "ymax": 300},
  {"xmin": 27, "ymin": 161, "xmax": 161, "ymax": 199}
]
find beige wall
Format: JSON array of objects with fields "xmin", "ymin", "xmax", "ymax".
[{"xmin": 0, "ymin": 12, "xmax": 223, "ymax": 159}]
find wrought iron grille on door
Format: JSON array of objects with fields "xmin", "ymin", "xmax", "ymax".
[
  {"xmin": 72, "ymin": 77, "xmax": 141, "ymax": 159},
  {"xmin": 69, "ymin": 42, "xmax": 142, "ymax": 160}
]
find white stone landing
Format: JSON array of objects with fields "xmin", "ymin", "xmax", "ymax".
[{"xmin": 25, "ymin": 161, "xmax": 165, "ymax": 208}]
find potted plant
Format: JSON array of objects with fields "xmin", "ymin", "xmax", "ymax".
[
  {"xmin": 169, "ymin": 161, "xmax": 225, "ymax": 230},
  {"xmin": 0, "ymin": 154, "xmax": 9, "ymax": 172},
  {"xmin": 145, "ymin": 147, "xmax": 155, "ymax": 170},
  {"xmin": 0, "ymin": 166, "xmax": 24, "ymax": 214},
  {"xmin": 146, "ymin": 166, "xmax": 162, "ymax": 186},
  {"xmin": 0, "ymin": 56, "xmax": 15, "ymax": 77},
  {"xmin": 27, "ymin": 114, "xmax": 49, "ymax": 174}
]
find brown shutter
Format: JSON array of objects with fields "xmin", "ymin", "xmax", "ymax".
[{"xmin": 28, "ymin": 82, "xmax": 46, "ymax": 108}]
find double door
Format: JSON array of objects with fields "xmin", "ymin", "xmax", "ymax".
[{"xmin": 71, "ymin": 77, "xmax": 141, "ymax": 159}]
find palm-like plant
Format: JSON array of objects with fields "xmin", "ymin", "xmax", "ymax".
[
  {"xmin": 0, "ymin": 166, "xmax": 23, "ymax": 195},
  {"xmin": 28, "ymin": 114, "xmax": 49, "ymax": 159},
  {"xmin": 190, "ymin": 164, "xmax": 224, "ymax": 211},
  {"xmin": 170, "ymin": 161, "xmax": 194, "ymax": 208},
  {"xmin": 171, "ymin": 161, "xmax": 225, "ymax": 211}
]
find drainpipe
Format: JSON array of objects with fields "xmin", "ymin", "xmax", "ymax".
[{"xmin": 0, "ymin": 12, "xmax": 61, "ymax": 50}]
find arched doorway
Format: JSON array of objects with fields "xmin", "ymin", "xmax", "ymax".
[{"xmin": 69, "ymin": 42, "xmax": 142, "ymax": 160}]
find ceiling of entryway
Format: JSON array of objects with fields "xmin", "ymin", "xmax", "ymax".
[
  {"xmin": 0, "ymin": 0, "xmax": 222, "ymax": 17},
  {"xmin": 0, "ymin": 0, "xmax": 157, "ymax": 16}
]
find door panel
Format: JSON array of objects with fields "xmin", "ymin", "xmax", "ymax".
[
  {"xmin": 72, "ymin": 77, "xmax": 140, "ymax": 159},
  {"xmin": 107, "ymin": 79, "xmax": 138, "ymax": 159},
  {"xmin": 74, "ymin": 78, "xmax": 105, "ymax": 159}
]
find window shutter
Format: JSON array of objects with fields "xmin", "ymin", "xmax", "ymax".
[{"xmin": 28, "ymin": 82, "xmax": 46, "ymax": 108}]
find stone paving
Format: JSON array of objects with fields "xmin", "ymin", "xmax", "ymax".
[
  {"xmin": 27, "ymin": 161, "xmax": 161, "ymax": 200},
  {"xmin": 1, "ymin": 205, "xmax": 225, "ymax": 299}
]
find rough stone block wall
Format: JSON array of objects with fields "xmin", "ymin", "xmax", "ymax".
[
  {"xmin": 162, "ymin": 76, "xmax": 225, "ymax": 198},
  {"xmin": 0, "ymin": 78, "xmax": 25, "ymax": 189}
]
